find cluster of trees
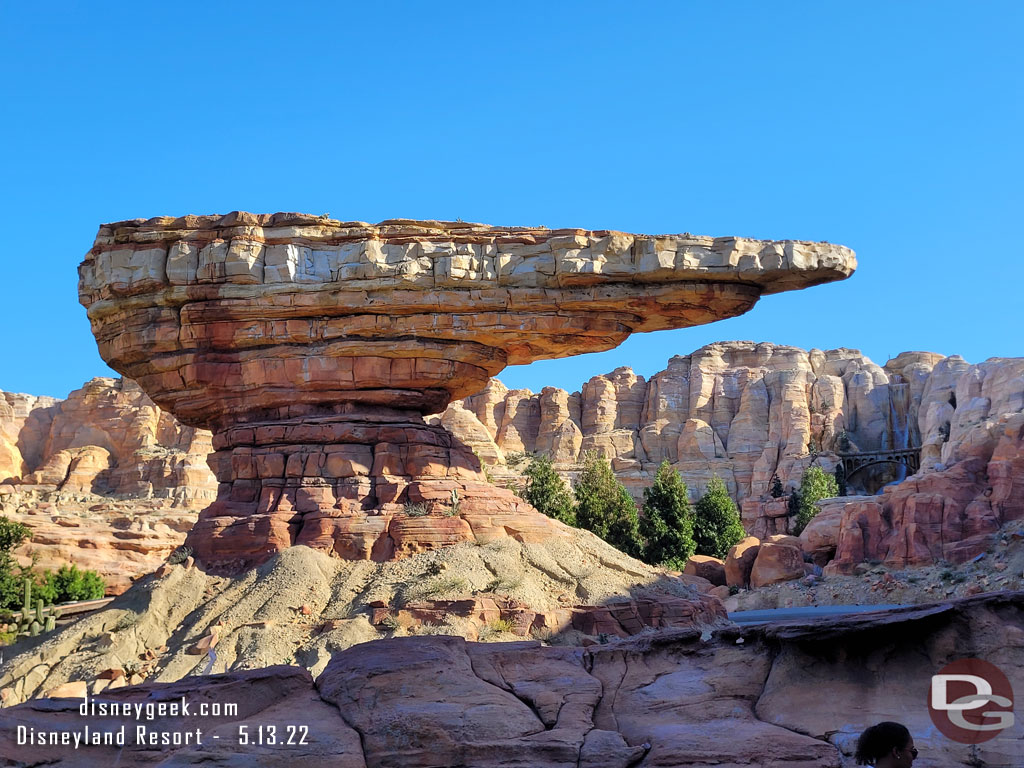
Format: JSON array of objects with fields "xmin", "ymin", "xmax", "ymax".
[
  {"xmin": 521, "ymin": 453, "xmax": 745, "ymax": 568},
  {"xmin": 0, "ymin": 516, "xmax": 106, "ymax": 613}
]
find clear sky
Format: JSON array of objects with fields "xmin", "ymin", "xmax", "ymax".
[{"xmin": 1, "ymin": 2, "xmax": 1020, "ymax": 400}]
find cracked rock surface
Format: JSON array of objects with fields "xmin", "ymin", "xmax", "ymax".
[{"xmin": 2, "ymin": 593, "xmax": 1020, "ymax": 766}]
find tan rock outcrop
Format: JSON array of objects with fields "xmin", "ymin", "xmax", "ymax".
[
  {"xmin": 451, "ymin": 342, "xmax": 930, "ymax": 504},
  {"xmin": 682, "ymin": 554, "xmax": 726, "ymax": 586},
  {"xmin": 750, "ymin": 534, "xmax": 806, "ymax": 587},
  {"xmin": 725, "ymin": 536, "xmax": 761, "ymax": 588},
  {"xmin": 78, "ymin": 214, "xmax": 853, "ymax": 569}
]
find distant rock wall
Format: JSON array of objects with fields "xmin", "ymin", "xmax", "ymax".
[
  {"xmin": 447, "ymin": 343, "xmax": 1024, "ymax": 569},
  {"xmin": 0, "ymin": 377, "xmax": 216, "ymax": 507},
  {"xmin": 450, "ymin": 342, "xmax": 951, "ymax": 500}
]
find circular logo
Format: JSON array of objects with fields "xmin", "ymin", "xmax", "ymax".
[{"xmin": 929, "ymin": 658, "xmax": 1015, "ymax": 744}]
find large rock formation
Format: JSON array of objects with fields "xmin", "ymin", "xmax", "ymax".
[
  {"xmin": 0, "ymin": 378, "xmax": 216, "ymax": 591},
  {"xmin": 77, "ymin": 213, "xmax": 854, "ymax": 570},
  {"xmin": 455, "ymin": 342, "xmax": 924, "ymax": 501},
  {"xmin": 451, "ymin": 345, "xmax": 1024, "ymax": 570},
  {"xmin": 827, "ymin": 359, "xmax": 1024, "ymax": 572},
  {"xmin": 2, "ymin": 592, "xmax": 1020, "ymax": 766},
  {"xmin": 0, "ymin": 378, "xmax": 214, "ymax": 505}
]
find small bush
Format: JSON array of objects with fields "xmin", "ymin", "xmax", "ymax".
[
  {"xmin": 402, "ymin": 502, "xmax": 430, "ymax": 517},
  {"xmin": 51, "ymin": 565, "xmax": 106, "ymax": 602},
  {"xmin": 396, "ymin": 576, "xmax": 469, "ymax": 606}
]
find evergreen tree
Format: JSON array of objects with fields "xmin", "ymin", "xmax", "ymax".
[
  {"xmin": 794, "ymin": 465, "xmax": 840, "ymax": 534},
  {"xmin": 0, "ymin": 516, "xmax": 30, "ymax": 610},
  {"xmin": 640, "ymin": 461, "xmax": 696, "ymax": 569},
  {"xmin": 521, "ymin": 455, "xmax": 576, "ymax": 526},
  {"xmin": 770, "ymin": 475, "xmax": 785, "ymax": 498},
  {"xmin": 574, "ymin": 452, "xmax": 643, "ymax": 558},
  {"xmin": 692, "ymin": 476, "xmax": 745, "ymax": 559}
]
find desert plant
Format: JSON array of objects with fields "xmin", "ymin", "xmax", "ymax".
[
  {"xmin": 692, "ymin": 476, "xmax": 745, "ymax": 559},
  {"xmin": 794, "ymin": 465, "xmax": 840, "ymax": 535},
  {"xmin": 574, "ymin": 452, "xmax": 643, "ymax": 558},
  {"xmin": 640, "ymin": 461, "xmax": 696, "ymax": 567},
  {"xmin": 402, "ymin": 502, "xmax": 430, "ymax": 517},
  {"xmin": 521, "ymin": 455, "xmax": 576, "ymax": 526},
  {"xmin": 50, "ymin": 564, "xmax": 106, "ymax": 602},
  {"xmin": 505, "ymin": 450, "xmax": 533, "ymax": 468}
]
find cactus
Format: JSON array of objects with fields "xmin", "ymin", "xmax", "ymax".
[
  {"xmin": 44, "ymin": 614, "xmax": 56, "ymax": 632},
  {"xmin": 36, "ymin": 598, "xmax": 44, "ymax": 624},
  {"xmin": 22, "ymin": 577, "xmax": 31, "ymax": 615}
]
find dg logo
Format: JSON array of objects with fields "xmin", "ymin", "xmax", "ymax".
[{"xmin": 929, "ymin": 658, "xmax": 1016, "ymax": 744}]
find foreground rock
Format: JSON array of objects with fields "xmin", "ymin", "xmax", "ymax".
[
  {"xmin": 2, "ymin": 593, "xmax": 1019, "ymax": 766},
  {"xmin": 77, "ymin": 214, "xmax": 853, "ymax": 570},
  {"xmin": 0, "ymin": 539, "xmax": 724, "ymax": 706}
]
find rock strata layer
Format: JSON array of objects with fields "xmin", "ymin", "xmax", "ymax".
[
  {"xmin": 2, "ymin": 592, "xmax": 1019, "ymax": 767},
  {"xmin": 78, "ymin": 214, "xmax": 854, "ymax": 568}
]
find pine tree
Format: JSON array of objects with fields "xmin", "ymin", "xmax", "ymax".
[
  {"xmin": 770, "ymin": 475, "xmax": 785, "ymax": 498},
  {"xmin": 640, "ymin": 461, "xmax": 696, "ymax": 569},
  {"xmin": 574, "ymin": 452, "xmax": 643, "ymax": 558},
  {"xmin": 794, "ymin": 465, "xmax": 840, "ymax": 534},
  {"xmin": 521, "ymin": 455, "xmax": 576, "ymax": 526},
  {"xmin": 692, "ymin": 476, "xmax": 745, "ymax": 559}
]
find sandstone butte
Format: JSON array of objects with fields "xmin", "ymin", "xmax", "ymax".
[{"xmin": 77, "ymin": 212, "xmax": 855, "ymax": 571}]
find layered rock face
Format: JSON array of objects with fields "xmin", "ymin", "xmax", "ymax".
[
  {"xmin": 451, "ymin": 345, "xmax": 1024, "ymax": 571},
  {"xmin": 78, "ymin": 212, "xmax": 853, "ymax": 569},
  {"xmin": 0, "ymin": 378, "xmax": 216, "ymax": 591},
  {"xmin": 3, "ymin": 592, "xmax": 1020, "ymax": 766},
  {"xmin": 455, "ymin": 342, "xmax": 933, "ymax": 499},
  {"xmin": 827, "ymin": 358, "xmax": 1024, "ymax": 571},
  {"xmin": 0, "ymin": 378, "xmax": 214, "ymax": 504}
]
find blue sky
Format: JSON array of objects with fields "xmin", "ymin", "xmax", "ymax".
[{"xmin": 1, "ymin": 2, "xmax": 1021, "ymax": 399}]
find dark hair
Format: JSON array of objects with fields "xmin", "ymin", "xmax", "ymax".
[{"xmin": 855, "ymin": 722, "xmax": 912, "ymax": 765}]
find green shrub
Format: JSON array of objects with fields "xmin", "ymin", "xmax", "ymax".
[
  {"xmin": 0, "ymin": 517, "xmax": 31, "ymax": 610},
  {"xmin": 692, "ymin": 476, "xmax": 745, "ymax": 559},
  {"xmin": 574, "ymin": 452, "xmax": 643, "ymax": 558},
  {"xmin": 640, "ymin": 461, "xmax": 696, "ymax": 567},
  {"xmin": 794, "ymin": 465, "xmax": 840, "ymax": 535},
  {"xmin": 521, "ymin": 455, "xmax": 576, "ymax": 526},
  {"xmin": 51, "ymin": 565, "xmax": 106, "ymax": 602}
]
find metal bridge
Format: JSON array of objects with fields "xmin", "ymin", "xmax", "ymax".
[{"xmin": 837, "ymin": 447, "xmax": 921, "ymax": 481}]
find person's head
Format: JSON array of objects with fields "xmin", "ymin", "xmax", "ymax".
[{"xmin": 855, "ymin": 722, "xmax": 917, "ymax": 766}]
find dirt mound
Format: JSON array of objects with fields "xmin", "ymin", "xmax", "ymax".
[{"xmin": 0, "ymin": 529, "xmax": 724, "ymax": 705}]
